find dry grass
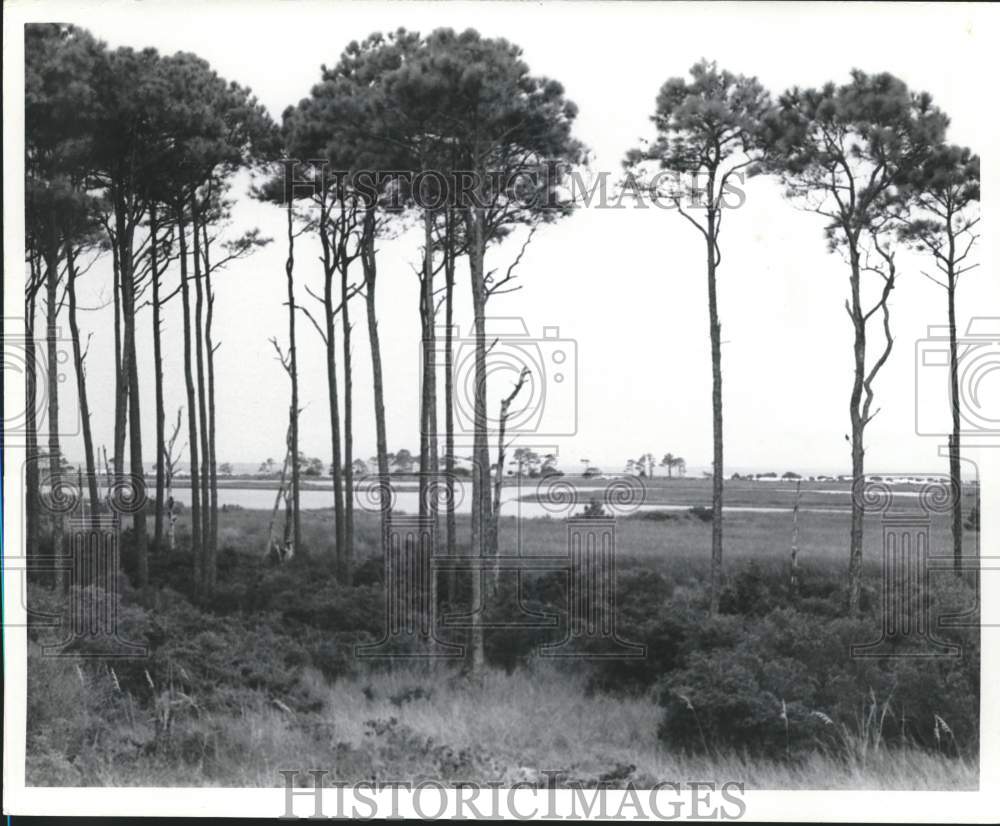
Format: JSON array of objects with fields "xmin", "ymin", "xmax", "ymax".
[{"xmin": 27, "ymin": 488, "xmax": 979, "ymax": 790}]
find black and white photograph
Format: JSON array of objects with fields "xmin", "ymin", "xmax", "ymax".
[{"xmin": 3, "ymin": 0, "xmax": 999, "ymax": 820}]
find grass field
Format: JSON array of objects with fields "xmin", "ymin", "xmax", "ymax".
[{"xmin": 26, "ymin": 479, "xmax": 980, "ymax": 789}]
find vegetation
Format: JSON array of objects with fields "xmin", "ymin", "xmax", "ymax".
[
  {"xmin": 26, "ymin": 504, "xmax": 979, "ymax": 787},
  {"xmin": 22, "ymin": 21, "xmax": 983, "ymax": 790}
]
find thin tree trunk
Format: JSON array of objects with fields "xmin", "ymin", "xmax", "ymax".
[
  {"xmin": 65, "ymin": 243, "xmax": 101, "ymax": 528},
  {"xmin": 706, "ymin": 209, "xmax": 724, "ymax": 616},
  {"xmin": 341, "ymin": 244, "xmax": 355, "ymax": 583},
  {"xmin": 202, "ymin": 215, "xmax": 219, "ymax": 591},
  {"xmin": 847, "ymin": 247, "xmax": 866, "ymax": 618},
  {"xmin": 176, "ymin": 205, "xmax": 202, "ymax": 585},
  {"xmin": 25, "ymin": 264, "xmax": 41, "ymax": 566},
  {"xmin": 947, "ymin": 267, "xmax": 963, "ymax": 574},
  {"xmin": 444, "ymin": 216, "xmax": 458, "ymax": 600},
  {"xmin": 418, "ymin": 213, "xmax": 432, "ymax": 523},
  {"xmin": 466, "ymin": 206, "xmax": 488, "ymax": 673},
  {"xmin": 420, "ymin": 210, "xmax": 440, "ymax": 610},
  {"xmin": 285, "ymin": 204, "xmax": 301, "ymax": 555},
  {"xmin": 265, "ymin": 425, "xmax": 293, "ymax": 559},
  {"xmin": 319, "ymin": 207, "xmax": 345, "ymax": 566},
  {"xmin": 111, "ymin": 228, "xmax": 127, "ymax": 478},
  {"xmin": 44, "ymin": 235, "xmax": 64, "ymax": 592},
  {"xmin": 191, "ymin": 195, "xmax": 211, "ymax": 589},
  {"xmin": 119, "ymin": 216, "xmax": 149, "ymax": 590},
  {"xmin": 790, "ymin": 479, "xmax": 801, "ymax": 597},
  {"xmin": 150, "ymin": 204, "xmax": 166, "ymax": 550},
  {"xmin": 362, "ymin": 212, "xmax": 390, "ymax": 559}
]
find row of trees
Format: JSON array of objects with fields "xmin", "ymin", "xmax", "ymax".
[
  {"xmin": 626, "ymin": 62, "xmax": 978, "ymax": 616},
  {"xmin": 622, "ymin": 453, "xmax": 687, "ymax": 478},
  {"xmin": 26, "ymin": 24, "xmax": 275, "ymax": 597},
  {"xmin": 26, "ymin": 25, "xmax": 979, "ymax": 658},
  {"xmin": 256, "ymin": 27, "xmax": 585, "ymax": 618}
]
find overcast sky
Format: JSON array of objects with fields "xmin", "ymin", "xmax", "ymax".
[{"xmin": 13, "ymin": 0, "xmax": 1000, "ymax": 476}]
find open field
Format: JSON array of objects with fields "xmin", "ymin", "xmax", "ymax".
[{"xmin": 27, "ymin": 478, "xmax": 980, "ymax": 789}]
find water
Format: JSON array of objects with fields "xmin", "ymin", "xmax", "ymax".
[{"xmin": 167, "ymin": 484, "xmax": 845, "ymax": 518}]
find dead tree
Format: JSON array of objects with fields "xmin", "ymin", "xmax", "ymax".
[
  {"xmin": 161, "ymin": 409, "xmax": 185, "ymax": 553},
  {"xmin": 489, "ymin": 366, "xmax": 531, "ymax": 590},
  {"xmin": 269, "ymin": 338, "xmax": 300, "ymax": 560},
  {"xmin": 264, "ymin": 420, "xmax": 295, "ymax": 564}
]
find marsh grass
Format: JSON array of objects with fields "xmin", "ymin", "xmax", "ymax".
[{"xmin": 26, "ymin": 497, "xmax": 980, "ymax": 790}]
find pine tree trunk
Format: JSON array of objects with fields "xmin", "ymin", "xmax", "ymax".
[
  {"xmin": 341, "ymin": 242, "xmax": 355, "ymax": 583},
  {"xmin": 706, "ymin": 212, "xmax": 724, "ymax": 616},
  {"xmin": 320, "ymin": 212, "xmax": 345, "ymax": 567},
  {"xmin": 362, "ymin": 215, "xmax": 390, "ymax": 561},
  {"xmin": 119, "ymin": 216, "xmax": 149, "ymax": 590},
  {"xmin": 847, "ymin": 248, "xmax": 866, "ymax": 618},
  {"xmin": 25, "ymin": 267, "xmax": 41, "ymax": 566},
  {"xmin": 285, "ymin": 205, "xmax": 301, "ymax": 555},
  {"xmin": 191, "ymin": 196, "xmax": 211, "ymax": 589},
  {"xmin": 420, "ymin": 210, "xmax": 440, "ymax": 611},
  {"xmin": 947, "ymin": 269, "xmax": 963, "ymax": 574},
  {"xmin": 151, "ymin": 206, "xmax": 166, "ymax": 551},
  {"xmin": 203, "ymin": 217, "xmax": 220, "ymax": 591},
  {"xmin": 65, "ymin": 243, "xmax": 101, "ymax": 528},
  {"xmin": 44, "ymin": 235, "xmax": 64, "ymax": 592},
  {"xmin": 111, "ymin": 231, "xmax": 127, "ymax": 478},
  {"xmin": 419, "ymin": 214, "xmax": 432, "ymax": 525},
  {"xmin": 444, "ymin": 219, "xmax": 458, "ymax": 601},
  {"xmin": 176, "ymin": 206, "xmax": 202, "ymax": 585},
  {"xmin": 466, "ymin": 207, "xmax": 488, "ymax": 673}
]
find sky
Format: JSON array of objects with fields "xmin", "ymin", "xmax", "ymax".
[{"xmin": 11, "ymin": 0, "xmax": 1000, "ymax": 477}]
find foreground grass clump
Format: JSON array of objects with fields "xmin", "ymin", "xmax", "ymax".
[{"xmin": 25, "ymin": 506, "xmax": 980, "ymax": 789}]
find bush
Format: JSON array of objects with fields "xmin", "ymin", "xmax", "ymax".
[{"xmin": 656, "ymin": 600, "xmax": 979, "ymax": 761}]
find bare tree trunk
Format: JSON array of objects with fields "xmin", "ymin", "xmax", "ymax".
[
  {"xmin": 164, "ymin": 409, "xmax": 182, "ymax": 554},
  {"xmin": 418, "ymin": 215, "xmax": 432, "ymax": 523},
  {"xmin": 362, "ymin": 213, "xmax": 390, "ymax": 559},
  {"xmin": 202, "ymin": 216, "xmax": 219, "ymax": 591},
  {"xmin": 285, "ymin": 204, "xmax": 302, "ymax": 555},
  {"xmin": 420, "ymin": 210, "xmax": 440, "ymax": 609},
  {"xmin": 947, "ymin": 270, "xmax": 963, "ymax": 574},
  {"xmin": 150, "ymin": 204, "xmax": 166, "ymax": 550},
  {"xmin": 191, "ymin": 195, "xmax": 211, "ymax": 589},
  {"xmin": 846, "ymin": 248, "xmax": 866, "ymax": 618},
  {"xmin": 319, "ymin": 209, "xmax": 345, "ymax": 566},
  {"xmin": 65, "ymin": 243, "xmax": 101, "ymax": 528},
  {"xmin": 444, "ymin": 217, "xmax": 458, "ymax": 601},
  {"xmin": 790, "ymin": 479, "xmax": 801, "ymax": 597},
  {"xmin": 466, "ymin": 207, "xmax": 489, "ymax": 673},
  {"xmin": 265, "ymin": 424, "xmax": 293, "ymax": 559},
  {"xmin": 25, "ymin": 263, "xmax": 41, "ymax": 565},
  {"xmin": 111, "ymin": 232, "xmax": 127, "ymax": 478},
  {"xmin": 44, "ymin": 236, "xmax": 64, "ymax": 592},
  {"xmin": 705, "ymin": 210, "xmax": 724, "ymax": 616},
  {"xmin": 119, "ymin": 215, "xmax": 149, "ymax": 590},
  {"xmin": 176, "ymin": 206, "xmax": 202, "ymax": 584},
  {"xmin": 341, "ymin": 243, "xmax": 355, "ymax": 583}
]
